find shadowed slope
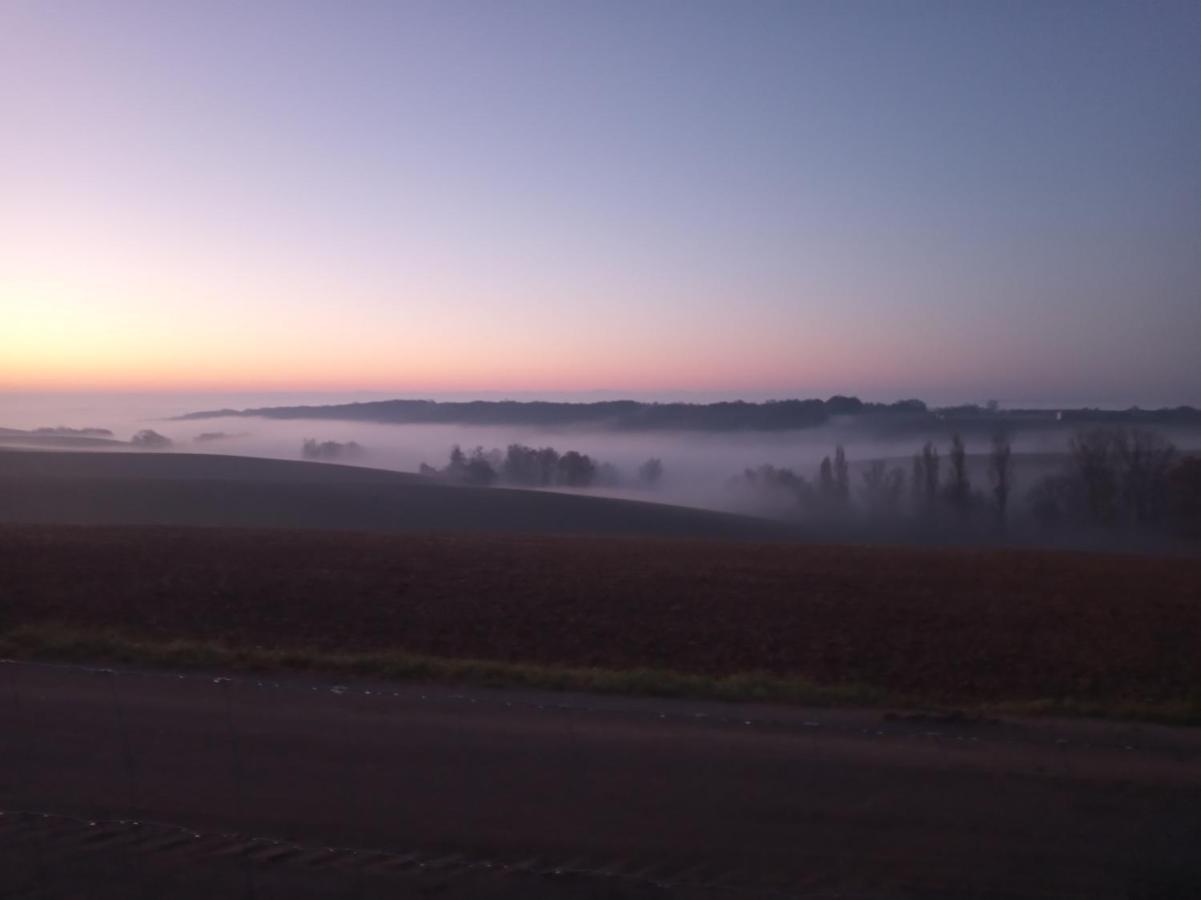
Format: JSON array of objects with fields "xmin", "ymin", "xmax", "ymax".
[{"xmin": 0, "ymin": 450, "xmax": 789, "ymax": 539}]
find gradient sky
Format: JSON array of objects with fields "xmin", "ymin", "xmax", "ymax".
[{"xmin": 3, "ymin": 1, "xmax": 1199, "ymax": 404}]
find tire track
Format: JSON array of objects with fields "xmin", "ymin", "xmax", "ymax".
[{"xmin": 0, "ymin": 809, "xmax": 838, "ymax": 900}]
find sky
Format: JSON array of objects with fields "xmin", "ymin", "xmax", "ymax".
[{"xmin": 2, "ymin": 0, "xmax": 1199, "ymax": 405}]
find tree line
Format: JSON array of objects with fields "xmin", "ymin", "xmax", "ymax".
[
  {"xmin": 421, "ymin": 444, "xmax": 664, "ymax": 490},
  {"xmin": 737, "ymin": 426, "xmax": 1199, "ymax": 538},
  {"xmin": 738, "ymin": 433, "xmax": 1012, "ymax": 525},
  {"xmin": 181, "ymin": 396, "xmax": 930, "ymax": 430},
  {"xmin": 1028, "ymin": 427, "xmax": 1188, "ymax": 531},
  {"xmin": 301, "ymin": 438, "xmax": 365, "ymax": 461},
  {"xmin": 305, "ymin": 429, "xmax": 1200, "ymax": 539},
  {"xmin": 180, "ymin": 394, "xmax": 1201, "ymax": 436}
]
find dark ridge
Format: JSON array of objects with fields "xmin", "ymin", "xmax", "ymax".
[
  {"xmin": 174, "ymin": 396, "xmax": 1201, "ymax": 434},
  {"xmin": 175, "ymin": 396, "xmax": 928, "ymax": 430}
]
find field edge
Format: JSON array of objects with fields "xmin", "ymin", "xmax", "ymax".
[{"xmin": 3, "ymin": 623, "xmax": 1198, "ymax": 727}]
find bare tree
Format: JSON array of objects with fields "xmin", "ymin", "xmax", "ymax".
[
  {"xmin": 921, "ymin": 441, "xmax": 940, "ymax": 519},
  {"xmin": 818, "ymin": 455, "xmax": 835, "ymax": 504},
  {"xmin": 833, "ymin": 446, "xmax": 850, "ymax": 508},
  {"xmin": 861, "ymin": 461, "xmax": 905, "ymax": 518},
  {"xmin": 988, "ymin": 429, "xmax": 1013, "ymax": 529},
  {"xmin": 1113, "ymin": 428, "xmax": 1176, "ymax": 526},
  {"xmin": 1169, "ymin": 456, "xmax": 1201, "ymax": 538},
  {"xmin": 946, "ymin": 433, "xmax": 971, "ymax": 520},
  {"xmin": 910, "ymin": 452, "xmax": 924, "ymax": 515},
  {"xmin": 1031, "ymin": 426, "xmax": 1178, "ymax": 532},
  {"xmin": 1068, "ymin": 428, "xmax": 1120, "ymax": 525}
]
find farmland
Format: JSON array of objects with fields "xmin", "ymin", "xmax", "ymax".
[{"xmin": 3, "ymin": 523, "xmax": 1199, "ymax": 719}]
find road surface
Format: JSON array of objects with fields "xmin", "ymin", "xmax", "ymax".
[{"xmin": 2, "ymin": 661, "xmax": 1200, "ymax": 898}]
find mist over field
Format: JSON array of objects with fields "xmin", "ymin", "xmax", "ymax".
[
  {"xmin": 4, "ymin": 392, "xmax": 1199, "ymax": 532},
  {"xmin": 7, "ymin": 4, "xmax": 1201, "ymax": 897},
  {"xmin": 0, "ymin": 390, "xmax": 1055, "ymax": 470}
]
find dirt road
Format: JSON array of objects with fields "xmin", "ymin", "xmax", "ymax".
[{"xmin": 3, "ymin": 662, "xmax": 1200, "ymax": 898}]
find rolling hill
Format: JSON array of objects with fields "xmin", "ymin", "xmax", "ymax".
[{"xmin": 0, "ymin": 449, "xmax": 790, "ymax": 540}]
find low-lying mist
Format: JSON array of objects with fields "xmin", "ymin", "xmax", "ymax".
[{"xmin": 4, "ymin": 392, "xmax": 1200, "ymax": 550}]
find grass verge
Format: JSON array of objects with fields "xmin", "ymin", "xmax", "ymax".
[{"xmin": 2, "ymin": 623, "xmax": 1198, "ymax": 725}]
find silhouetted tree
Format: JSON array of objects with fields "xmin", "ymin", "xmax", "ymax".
[
  {"xmin": 302, "ymin": 438, "xmax": 364, "ymax": 461},
  {"xmin": 503, "ymin": 444, "xmax": 529, "ymax": 484},
  {"xmin": 637, "ymin": 458, "xmax": 664, "ymax": 487},
  {"xmin": 536, "ymin": 447, "xmax": 560, "ymax": 485},
  {"xmin": 825, "ymin": 395, "xmax": 864, "ymax": 415},
  {"xmin": 463, "ymin": 446, "xmax": 498, "ymax": 486},
  {"xmin": 557, "ymin": 451, "xmax": 596, "ymax": 487},
  {"xmin": 447, "ymin": 444, "xmax": 467, "ymax": 479},
  {"xmin": 503, "ymin": 444, "xmax": 542, "ymax": 485},
  {"xmin": 742, "ymin": 465, "xmax": 809, "ymax": 508},
  {"xmin": 425, "ymin": 443, "xmax": 619, "ymax": 489},
  {"xmin": 131, "ymin": 429, "xmax": 172, "ymax": 450}
]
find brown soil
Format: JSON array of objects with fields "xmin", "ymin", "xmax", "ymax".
[{"xmin": 3, "ymin": 524, "xmax": 1200, "ymax": 709}]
